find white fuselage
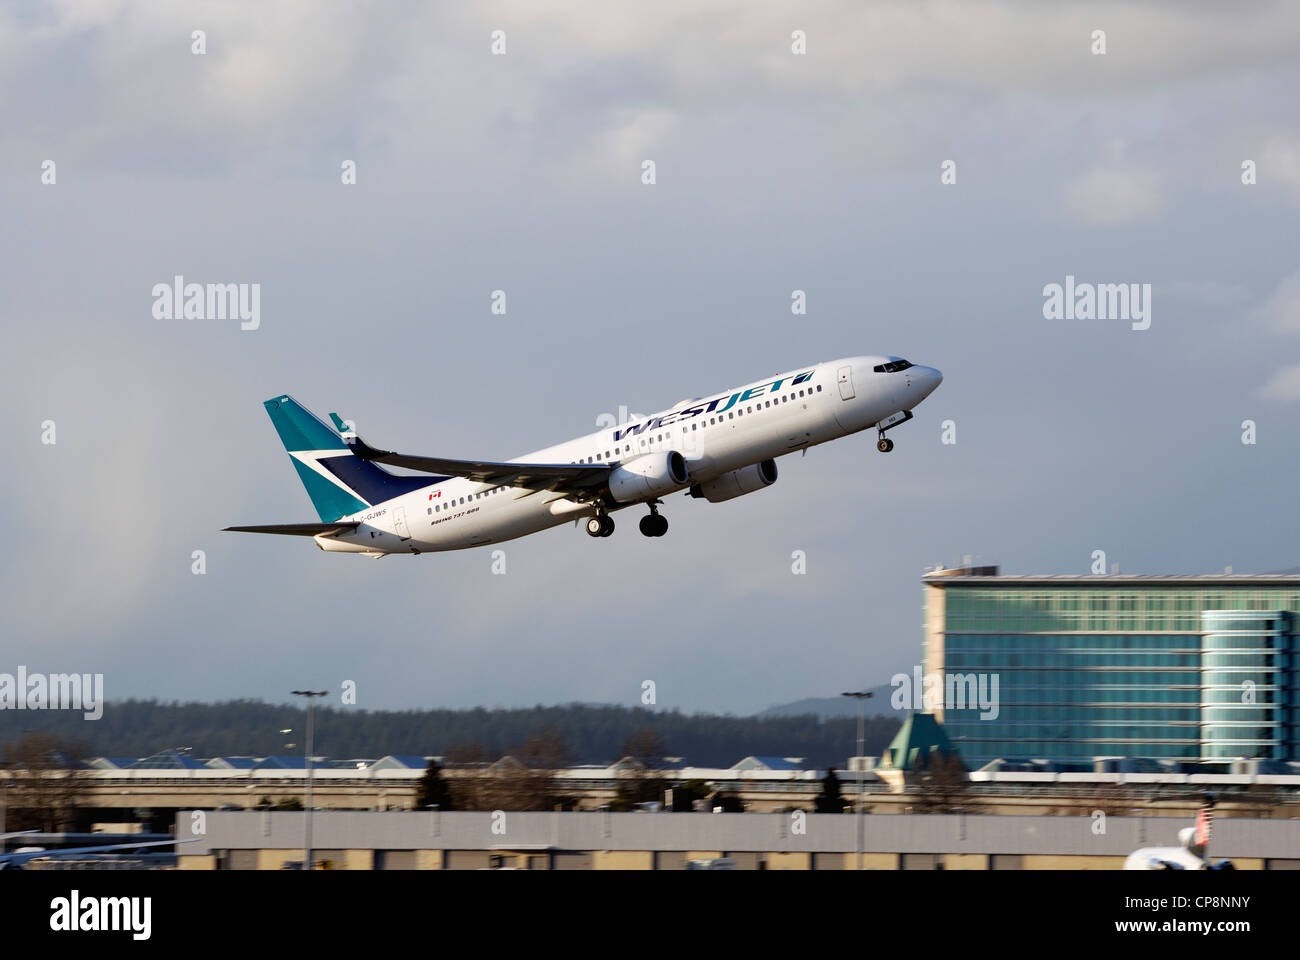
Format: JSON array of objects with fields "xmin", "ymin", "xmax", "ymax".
[{"xmin": 319, "ymin": 355, "xmax": 941, "ymax": 555}]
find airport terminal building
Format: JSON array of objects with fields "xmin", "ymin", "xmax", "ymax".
[{"xmin": 922, "ymin": 567, "xmax": 1300, "ymax": 767}]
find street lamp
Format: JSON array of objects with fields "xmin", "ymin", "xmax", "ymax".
[
  {"xmin": 291, "ymin": 690, "xmax": 327, "ymax": 870},
  {"xmin": 841, "ymin": 690, "xmax": 874, "ymax": 871}
]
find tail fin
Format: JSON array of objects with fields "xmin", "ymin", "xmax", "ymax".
[{"xmin": 262, "ymin": 395, "xmax": 434, "ymax": 521}]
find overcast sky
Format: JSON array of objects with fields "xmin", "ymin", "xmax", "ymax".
[{"xmin": 4, "ymin": 1, "xmax": 1300, "ymax": 718}]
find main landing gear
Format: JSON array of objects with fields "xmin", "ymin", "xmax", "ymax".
[
  {"xmin": 877, "ymin": 436, "xmax": 894, "ymax": 453},
  {"xmin": 585, "ymin": 513, "xmax": 615, "ymax": 538},
  {"xmin": 639, "ymin": 502, "xmax": 668, "ymax": 538}
]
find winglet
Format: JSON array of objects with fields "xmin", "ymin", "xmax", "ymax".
[
  {"xmin": 344, "ymin": 433, "xmax": 389, "ymax": 461},
  {"xmin": 328, "ymin": 412, "xmax": 354, "ymax": 436}
]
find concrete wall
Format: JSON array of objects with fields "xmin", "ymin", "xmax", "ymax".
[{"xmin": 176, "ymin": 810, "xmax": 1300, "ymax": 870}]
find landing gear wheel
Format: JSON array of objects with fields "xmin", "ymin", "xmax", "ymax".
[
  {"xmin": 586, "ymin": 516, "xmax": 604, "ymax": 537},
  {"xmin": 640, "ymin": 514, "xmax": 668, "ymax": 537},
  {"xmin": 877, "ymin": 437, "xmax": 894, "ymax": 453},
  {"xmin": 599, "ymin": 515, "xmax": 615, "ymax": 537},
  {"xmin": 639, "ymin": 500, "xmax": 668, "ymax": 537}
]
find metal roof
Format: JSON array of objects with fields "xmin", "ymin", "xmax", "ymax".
[{"xmin": 923, "ymin": 573, "xmax": 1300, "ymax": 586}]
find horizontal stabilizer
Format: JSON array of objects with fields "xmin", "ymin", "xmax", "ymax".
[{"xmin": 223, "ymin": 522, "xmax": 359, "ymax": 537}]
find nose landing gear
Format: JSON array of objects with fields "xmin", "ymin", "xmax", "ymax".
[
  {"xmin": 639, "ymin": 501, "xmax": 668, "ymax": 538},
  {"xmin": 875, "ymin": 410, "xmax": 912, "ymax": 452}
]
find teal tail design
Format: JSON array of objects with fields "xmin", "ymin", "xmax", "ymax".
[
  {"xmin": 262, "ymin": 395, "xmax": 370, "ymax": 522},
  {"xmin": 261, "ymin": 396, "xmax": 439, "ymax": 522}
]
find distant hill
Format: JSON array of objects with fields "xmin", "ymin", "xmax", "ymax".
[
  {"xmin": 759, "ymin": 685, "xmax": 897, "ymax": 720},
  {"xmin": 0, "ymin": 698, "xmax": 901, "ymax": 770}
]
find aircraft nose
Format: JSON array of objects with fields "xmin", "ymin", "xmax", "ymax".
[{"xmin": 915, "ymin": 365, "xmax": 942, "ymax": 399}]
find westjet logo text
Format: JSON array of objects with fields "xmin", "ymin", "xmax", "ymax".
[{"xmin": 613, "ymin": 371, "xmax": 814, "ymax": 441}]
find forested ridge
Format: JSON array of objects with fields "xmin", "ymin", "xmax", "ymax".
[{"xmin": 0, "ymin": 699, "xmax": 901, "ymax": 768}]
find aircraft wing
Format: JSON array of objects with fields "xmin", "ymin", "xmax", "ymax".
[
  {"xmin": 0, "ymin": 837, "xmax": 200, "ymax": 868},
  {"xmin": 223, "ymin": 522, "xmax": 361, "ymax": 537},
  {"xmin": 346, "ymin": 435, "xmax": 611, "ymax": 498}
]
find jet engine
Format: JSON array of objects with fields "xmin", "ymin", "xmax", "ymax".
[
  {"xmin": 608, "ymin": 451, "xmax": 690, "ymax": 503},
  {"xmin": 688, "ymin": 459, "xmax": 778, "ymax": 503}
]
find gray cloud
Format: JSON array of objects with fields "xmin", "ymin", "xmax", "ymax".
[{"xmin": 3, "ymin": 2, "xmax": 1299, "ymax": 716}]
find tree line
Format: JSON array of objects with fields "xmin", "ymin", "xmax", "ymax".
[{"xmin": 0, "ymin": 698, "xmax": 901, "ymax": 768}]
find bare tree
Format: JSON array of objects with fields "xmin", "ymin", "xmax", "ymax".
[
  {"xmin": 511, "ymin": 726, "xmax": 575, "ymax": 810},
  {"xmin": 445, "ymin": 729, "xmax": 576, "ymax": 811},
  {"xmin": 907, "ymin": 751, "xmax": 974, "ymax": 814},
  {"xmin": 612, "ymin": 727, "xmax": 669, "ymax": 810},
  {"xmin": 3, "ymin": 732, "xmax": 90, "ymax": 832},
  {"xmin": 619, "ymin": 728, "xmax": 667, "ymax": 765}
]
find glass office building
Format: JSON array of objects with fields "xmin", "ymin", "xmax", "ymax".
[{"xmin": 921, "ymin": 568, "xmax": 1300, "ymax": 767}]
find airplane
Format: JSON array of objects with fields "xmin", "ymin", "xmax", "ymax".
[
  {"xmin": 225, "ymin": 355, "xmax": 942, "ymax": 556},
  {"xmin": 1123, "ymin": 795, "xmax": 1234, "ymax": 870}
]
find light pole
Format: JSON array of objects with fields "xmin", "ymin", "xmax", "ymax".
[
  {"xmin": 841, "ymin": 690, "xmax": 874, "ymax": 871},
  {"xmin": 291, "ymin": 690, "xmax": 327, "ymax": 870}
]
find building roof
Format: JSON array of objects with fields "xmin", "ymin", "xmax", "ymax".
[
  {"xmin": 367, "ymin": 755, "xmax": 431, "ymax": 771},
  {"xmin": 255, "ymin": 756, "xmax": 314, "ymax": 770},
  {"xmin": 731, "ymin": 756, "xmax": 806, "ymax": 771},
  {"xmin": 879, "ymin": 713, "xmax": 957, "ymax": 771},
  {"xmin": 924, "ymin": 571, "xmax": 1300, "ymax": 586},
  {"xmin": 89, "ymin": 757, "xmax": 138, "ymax": 770},
  {"xmin": 206, "ymin": 757, "xmax": 258, "ymax": 769},
  {"xmin": 129, "ymin": 749, "xmax": 207, "ymax": 770}
]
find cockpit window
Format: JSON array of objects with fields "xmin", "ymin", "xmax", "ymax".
[{"xmin": 873, "ymin": 359, "xmax": 913, "ymax": 373}]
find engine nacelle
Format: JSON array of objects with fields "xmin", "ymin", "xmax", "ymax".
[
  {"xmin": 608, "ymin": 451, "xmax": 690, "ymax": 503},
  {"xmin": 689, "ymin": 459, "xmax": 778, "ymax": 503}
]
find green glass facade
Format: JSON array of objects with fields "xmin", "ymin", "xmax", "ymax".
[{"xmin": 923, "ymin": 574, "xmax": 1300, "ymax": 767}]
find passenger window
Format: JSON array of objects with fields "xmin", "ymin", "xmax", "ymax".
[
  {"xmin": 728, "ymin": 412, "xmax": 734, "ymax": 419},
  {"xmin": 692, "ymin": 424, "xmax": 697, "ymax": 430},
  {"xmin": 816, "ymin": 384, "xmax": 822, "ymax": 392},
  {"xmin": 427, "ymin": 507, "xmax": 431, "ymax": 514}
]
